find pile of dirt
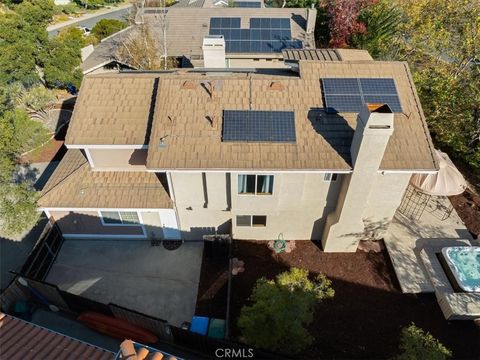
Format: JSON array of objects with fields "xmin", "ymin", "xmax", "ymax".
[
  {"xmin": 229, "ymin": 240, "xmax": 480, "ymax": 359},
  {"xmin": 450, "ymin": 188, "xmax": 480, "ymax": 238}
]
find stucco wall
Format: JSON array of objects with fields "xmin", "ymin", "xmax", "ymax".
[
  {"xmin": 362, "ymin": 172, "xmax": 411, "ymax": 239},
  {"xmin": 88, "ymin": 149, "xmax": 147, "ymax": 171},
  {"xmin": 170, "ymin": 171, "xmax": 342, "ymax": 240}
]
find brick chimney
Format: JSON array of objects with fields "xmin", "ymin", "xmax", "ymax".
[{"xmin": 321, "ymin": 104, "xmax": 394, "ymax": 252}]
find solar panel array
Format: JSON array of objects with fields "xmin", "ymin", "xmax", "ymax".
[
  {"xmin": 209, "ymin": 17, "xmax": 302, "ymax": 53},
  {"xmin": 234, "ymin": 1, "xmax": 261, "ymax": 7},
  {"xmin": 321, "ymin": 78, "xmax": 403, "ymax": 113},
  {"xmin": 222, "ymin": 110, "xmax": 296, "ymax": 142}
]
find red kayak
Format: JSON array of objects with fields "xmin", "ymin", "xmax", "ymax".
[{"xmin": 77, "ymin": 311, "xmax": 159, "ymax": 344}]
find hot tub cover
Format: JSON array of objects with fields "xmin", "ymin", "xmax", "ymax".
[{"xmin": 410, "ymin": 149, "xmax": 467, "ymax": 196}]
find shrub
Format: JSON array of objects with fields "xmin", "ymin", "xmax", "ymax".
[
  {"xmin": 91, "ymin": 18, "xmax": 127, "ymax": 40},
  {"xmin": 396, "ymin": 324, "xmax": 452, "ymax": 360},
  {"xmin": 238, "ymin": 267, "xmax": 334, "ymax": 355},
  {"xmin": 11, "ymin": 84, "xmax": 57, "ymax": 112}
]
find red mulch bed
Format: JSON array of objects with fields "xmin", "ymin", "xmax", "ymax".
[
  {"xmin": 19, "ymin": 139, "xmax": 64, "ymax": 164},
  {"xmin": 230, "ymin": 240, "xmax": 480, "ymax": 359},
  {"xmin": 450, "ymin": 188, "xmax": 480, "ymax": 239}
]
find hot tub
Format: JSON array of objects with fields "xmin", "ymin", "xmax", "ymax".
[{"xmin": 441, "ymin": 247, "xmax": 480, "ymax": 292}]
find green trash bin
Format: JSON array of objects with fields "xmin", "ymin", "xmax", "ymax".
[{"xmin": 207, "ymin": 318, "xmax": 225, "ymax": 339}]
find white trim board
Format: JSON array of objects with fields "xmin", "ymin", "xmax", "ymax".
[
  {"xmin": 66, "ymin": 145, "xmax": 149, "ymax": 150},
  {"xmin": 62, "ymin": 233, "xmax": 147, "ymax": 239},
  {"xmin": 147, "ymin": 169, "xmax": 354, "ymax": 174},
  {"xmin": 40, "ymin": 207, "xmax": 173, "ymax": 212}
]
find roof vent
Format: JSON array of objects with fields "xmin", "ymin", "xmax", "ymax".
[
  {"xmin": 181, "ymin": 80, "xmax": 197, "ymax": 90},
  {"xmin": 269, "ymin": 81, "xmax": 285, "ymax": 91}
]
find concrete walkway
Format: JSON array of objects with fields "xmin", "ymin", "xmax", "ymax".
[
  {"xmin": 47, "ymin": 4, "xmax": 132, "ymax": 36},
  {"xmin": 385, "ymin": 196, "xmax": 475, "ymax": 294},
  {"xmin": 46, "ymin": 240, "xmax": 204, "ymax": 327}
]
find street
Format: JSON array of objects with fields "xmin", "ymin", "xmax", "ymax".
[{"xmin": 47, "ymin": 5, "xmax": 133, "ymax": 36}]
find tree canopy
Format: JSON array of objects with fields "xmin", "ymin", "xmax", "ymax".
[
  {"xmin": 238, "ymin": 267, "xmax": 334, "ymax": 355},
  {"xmin": 91, "ymin": 18, "xmax": 128, "ymax": 40}
]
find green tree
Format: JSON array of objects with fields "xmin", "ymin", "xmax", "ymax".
[
  {"xmin": 41, "ymin": 36, "xmax": 83, "ymax": 88},
  {"xmin": 0, "ymin": 107, "xmax": 49, "ymax": 235},
  {"xmin": 351, "ymin": 0, "xmax": 402, "ymax": 58},
  {"xmin": 0, "ymin": 182, "xmax": 40, "ymax": 237},
  {"xmin": 395, "ymin": 0, "xmax": 480, "ymax": 169},
  {"xmin": 395, "ymin": 324, "xmax": 452, "ymax": 360},
  {"xmin": 91, "ymin": 18, "xmax": 128, "ymax": 40},
  {"xmin": 1, "ymin": 109, "xmax": 50, "ymax": 156},
  {"xmin": 0, "ymin": 12, "xmax": 42, "ymax": 86},
  {"xmin": 15, "ymin": 0, "xmax": 55, "ymax": 27},
  {"xmin": 238, "ymin": 267, "xmax": 334, "ymax": 355}
]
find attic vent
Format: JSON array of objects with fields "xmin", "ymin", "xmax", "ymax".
[
  {"xmin": 269, "ymin": 82, "xmax": 285, "ymax": 91},
  {"xmin": 181, "ymin": 80, "xmax": 197, "ymax": 90}
]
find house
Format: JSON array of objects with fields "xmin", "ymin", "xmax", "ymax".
[
  {"xmin": 82, "ymin": 6, "xmax": 316, "ymax": 72},
  {"xmin": 38, "ymin": 51, "xmax": 437, "ymax": 252},
  {"xmin": 0, "ymin": 312, "xmax": 114, "ymax": 359}
]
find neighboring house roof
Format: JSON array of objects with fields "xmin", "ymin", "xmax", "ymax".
[
  {"xmin": 38, "ymin": 150, "xmax": 173, "ymax": 209},
  {"xmin": 66, "ymin": 75, "xmax": 155, "ymax": 146},
  {"xmin": 145, "ymin": 7, "xmax": 313, "ymax": 58},
  {"xmin": 65, "ymin": 59, "xmax": 437, "ymax": 171},
  {"xmin": 80, "ymin": 27, "xmax": 138, "ymax": 75},
  {"xmin": 0, "ymin": 313, "xmax": 114, "ymax": 360},
  {"xmin": 81, "ymin": 8, "xmax": 312, "ymax": 72}
]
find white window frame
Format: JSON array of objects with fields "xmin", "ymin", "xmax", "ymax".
[
  {"xmin": 323, "ymin": 173, "xmax": 338, "ymax": 182},
  {"xmin": 238, "ymin": 174, "xmax": 274, "ymax": 196},
  {"xmin": 99, "ymin": 210, "xmax": 143, "ymax": 226},
  {"xmin": 236, "ymin": 215, "xmax": 267, "ymax": 227}
]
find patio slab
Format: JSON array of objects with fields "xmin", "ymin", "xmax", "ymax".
[
  {"xmin": 45, "ymin": 239, "xmax": 203, "ymax": 327},
  {"xmin": 385, "ymin": 196, "xmax": 476, "ymax": 294}
]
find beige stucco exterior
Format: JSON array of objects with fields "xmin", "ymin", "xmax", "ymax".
[
  {"xmin": 170, "ymin": 169, "xmax": 411, "ymax": 243},
  {"xmin": 170, "ymin": 171, "xmax": 343, "ymax": 240},
  {"xmin": 87, "ymin": 149, "xmax": 147, "ymax": 171}
]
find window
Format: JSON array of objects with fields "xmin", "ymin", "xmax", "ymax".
[
  {"xmin": 236, "ymin": 215, "xmax": 251, "ymax": 227},
  {"xmin": 323, "ymin": 173, "xmax": 338, "ymax": 182},
  {"xmin": 100, "ymin": 211, "xmax": 140, "ymax": 225},
  {"xmin": 236, "ymin": 215, "xmax": 267, "ymax": 227},
  {"xmin": 238, "ymin": 175, "xmax": 274, "ymax": 195},
  {"xmin": 252, "ymin": 215, "xmax": 267, "ymax": 227}
]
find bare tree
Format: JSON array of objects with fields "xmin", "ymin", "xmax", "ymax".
[{"xmin": 116, "ymin": 0, "xmax": 173, "ymax": 70}]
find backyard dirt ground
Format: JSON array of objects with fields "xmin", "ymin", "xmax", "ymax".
[
  {"xmin": 450, "ymin": 188, "xmax": 480, "ymax": 239},
  {"xmin": 230, "ymin": 240, "xmax": 480, "ymax": 359}
]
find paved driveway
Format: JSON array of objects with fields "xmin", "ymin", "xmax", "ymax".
[{"xmin": 46, "ymin": 240, "xmax": 204, "ymax": 327}]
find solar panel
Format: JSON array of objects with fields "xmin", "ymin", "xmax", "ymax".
[
  {"xmin": 321, "ymin": 78, "xmax": 403, "ymax": 113},
  {"xmin": 322, "ymin": 78, "xmax": 361, "ymax": 95},
  {"xmin": 234, "ymin": 1, "xmax": 261, "ymax": 7},
  {"xmin": 222, "ymin": 110, "xmax": 296, "ymax": 143},
  {"xmin": 209, "ymin": 17, "xmax": 301, "ymax": 53},
  {"xmin": 359, "ymin": 78, "xmax": 397, "ymax": 94}
]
